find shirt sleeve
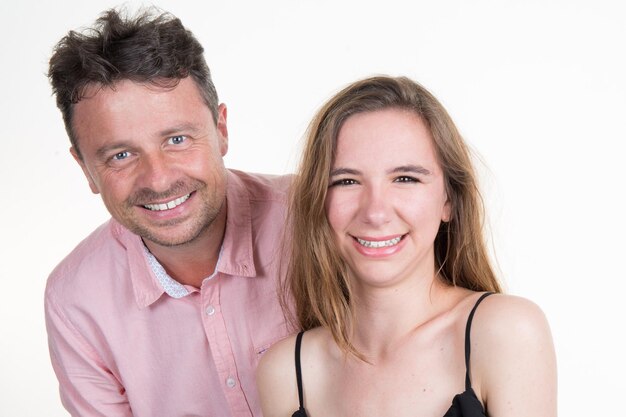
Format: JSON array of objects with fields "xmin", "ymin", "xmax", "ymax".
[{"xmin": 45, "ymin": 291, "xmax": 133, "ymax": 417}]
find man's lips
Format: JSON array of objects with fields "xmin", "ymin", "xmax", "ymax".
[{"xmin": 142, "ymin": 193, "xmax": 191, "ymax": 211}]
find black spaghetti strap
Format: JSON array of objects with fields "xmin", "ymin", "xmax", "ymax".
[
  {"xmin": 464, "ymin": 292, "xmax": 493, "ymax": 390},
  {"xmin": 294, "ymin": 331, "xmax": 305, "ymax": 412}
]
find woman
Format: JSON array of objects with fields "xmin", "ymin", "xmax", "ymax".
[{"xmin": 257, "ymin": 76, "xmax": 556, "ymax": 417}]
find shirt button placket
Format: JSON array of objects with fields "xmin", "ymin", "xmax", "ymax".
[{"xmin": 201, "ymin": 282, "xmax": 249, "ymax": 415}]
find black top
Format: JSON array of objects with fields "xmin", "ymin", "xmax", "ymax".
[{"xmin": 291, "ymin": 292, "xmax": 494, "ymax": 417}]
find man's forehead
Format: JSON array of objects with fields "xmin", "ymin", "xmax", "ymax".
[
  {"xmin": 74, "ymin": 79, "xmax": 207, "ymax": 118},
  {"xmin": 78, "ymin": 79, "xmax": 169, "ymax": 100},
  {"xmin": 72, "ymin": 77, "xmax": 211, "ymax": 143}
]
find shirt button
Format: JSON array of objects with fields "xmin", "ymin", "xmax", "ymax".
[
  {"xmin": 226, "ymin": 377, "xmax": 236, "ymax": 388},
  {"xmin": 205, "ymin": 305, "xmax": 216, "ymax": 316}
]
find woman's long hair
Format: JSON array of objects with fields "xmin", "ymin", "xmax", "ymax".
[{"xmin": 285, "ymin": 76, "xmax": 502, "ymax": 357}]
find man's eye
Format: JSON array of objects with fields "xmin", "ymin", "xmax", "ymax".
[
  {"xmin": 112, "ymin": 151, "xmax": 130, "ymax": 161},
  {"xmin": 168, "ymin": 135, "xmax": 186, "ymax": 145},
  {"xmin": 330, "ymin": 178, "xmax": 358, "ymax": 187}
]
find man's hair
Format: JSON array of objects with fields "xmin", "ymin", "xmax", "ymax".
[
  {"xmin": 285, "ymin": 75, "xmax": 502, "ymax": 358},
  {"xmin": 48, "ymin": 8, "xmax": 219, "ymax": 158}
]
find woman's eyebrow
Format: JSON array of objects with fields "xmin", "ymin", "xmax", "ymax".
[
  {"xmin": 388, "ymin": 165, "xmax": 431, "ymax": 175},
  {"xmin": 330, "ymin": 167, "xmax": 361, "ymax": 177}
]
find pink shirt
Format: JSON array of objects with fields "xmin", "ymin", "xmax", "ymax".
[{"xmin": 45, "ymin": 170, "xmax": 293, "ymax": 417}]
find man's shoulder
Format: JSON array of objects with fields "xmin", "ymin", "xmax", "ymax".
[
  {"xmin": 46, "ymin": 219, "xmax": 131, "ymax": 292},
  {"xmin": 227, "ymin": 169, "xmax": 293, "ymax": 202}
]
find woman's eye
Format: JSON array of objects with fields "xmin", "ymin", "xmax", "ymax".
[
  {"xmin": 168, "ymin": 135, "xmax": 186, "ymax": 145},
  {"xmin": 112, "ymin": 151, "xmax": 130, "ymax": 161},
  {"xmin": 394, "ymin": 176, "xmax": 419, "ymax": 183},
  {"xmin": 330, "ymin": 178, "xmax": 358, "ymax": 187}
]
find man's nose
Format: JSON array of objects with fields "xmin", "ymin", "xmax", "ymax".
[{"xmin": 136, "ymin": 152, "xmax": 172, "ymax": 193}]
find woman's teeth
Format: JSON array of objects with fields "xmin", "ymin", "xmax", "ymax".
[
  {"xmin": 356, "ymin": 236, "xmax": 402, "ymax": 248},
  {"xmin": 143, "ymin": 193, "xmax": 191, "ymax": 211}
]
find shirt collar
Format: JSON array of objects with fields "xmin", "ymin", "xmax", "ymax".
[
  {"xmin": 143, "ymin": 246, "xmax": 190, "ymax": 299},
  {"xmin": 216, "ymin": 170, "xmax": 257, "ymax": 278}
]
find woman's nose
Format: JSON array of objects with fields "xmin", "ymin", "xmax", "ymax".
[{"xmin": 360, "ymin": 185, "xmax": 392, "ymax": 226}]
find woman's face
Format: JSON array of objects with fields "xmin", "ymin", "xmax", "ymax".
[{"xmin": 325, "ymin": 108, "xmax": 450, "ymax": 289}]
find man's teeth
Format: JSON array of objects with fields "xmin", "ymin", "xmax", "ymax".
[
  {"xmin": 356, "ymin": 236, "xmax": 402, "ymax": 248},
  {"xmin": 143, "ymin": 194, "xmax": 190, "ymax": 211}
]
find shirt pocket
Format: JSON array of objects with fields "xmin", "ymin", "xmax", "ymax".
[{"xmin": 249, "ymin": 304, "xmax": 292, "ymax": 361}]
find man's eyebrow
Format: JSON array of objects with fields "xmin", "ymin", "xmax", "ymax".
[
  {"xmin": 93, "ymin": 124, "xmax": 205, "ymax": 159},
  {"xmin": 389, "ymin": 165, "xmax": 432, "ymax": 175},
  {"xmin": 158, "ymin": 123, "xmax": 202, "ymax": 137},
  {"xmin": 95, "ymin": 141, "xmax": 134, "ymax": 160},
  {"xmin": 330, "ymin": 167, "xmax": 361, "ymax": 177}
]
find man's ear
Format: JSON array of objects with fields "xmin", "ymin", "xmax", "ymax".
[
  {"xmin": 70, "ymin": 147, "xmax": 100, "ymax": 194},
  {"xmin": 216, "ymin": 103, "xmax": 229, "ymax": 156}
]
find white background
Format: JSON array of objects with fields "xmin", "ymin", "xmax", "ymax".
[{"xmin": 1, "ymin": 0, "xmax": 625, "ymax": 415}]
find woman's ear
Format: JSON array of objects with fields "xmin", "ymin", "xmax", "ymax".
[{"xmin": 441, "ymin": 193, "xmax": 452, "ymax": 222}]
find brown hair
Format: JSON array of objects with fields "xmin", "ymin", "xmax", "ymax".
[
  {"xmin": 287, "ymin": 75, "xmax": 502, "ymax": 356},
  {"xmin": 48, "ymin": 7, "xmax": 218, "ymax": 158}
]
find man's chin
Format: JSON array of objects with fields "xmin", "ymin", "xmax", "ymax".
[
  {"xmin": 121, "ymin": 207, "xmax": 218, "ymax": 248},
  {"xmin": 133, "ymin": 225, "xmax": 203, "ymax": 248}
]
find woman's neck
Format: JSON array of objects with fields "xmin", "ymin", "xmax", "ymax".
[{"xmin": 349, "ymin": 276, "xmax": 454, "ymax": 361}]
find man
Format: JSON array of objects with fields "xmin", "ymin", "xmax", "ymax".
[{"xmin": 45, "ymin": 8, "xmax": 291, "ymax": 416}]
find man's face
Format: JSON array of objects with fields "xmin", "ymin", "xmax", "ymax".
[{"xmin": 71, "ymin": 77, "xmax": 229, "ymax": 248}]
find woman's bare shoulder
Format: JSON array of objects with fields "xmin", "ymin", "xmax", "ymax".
[
  {"xmin": 258, "ymin": 332, "xmax": 299, "ymax": 371},
  {"xmin": 258, "ymin": 327, "xmax": 329, "ymax": 371},
  {"xmin": 256, "ymin": 327, "xmax": 330, "ymax": 417},
  {"xmin": 256, "ymin": 332, "xmax": 301, "ymax": 417},
  {"xmin": 470, "ymin": 293, "xmax": 557, "ymax": 417},
  {"xmin": 471, "ymin": 293, "xmax": 552, "ymax": 343}
]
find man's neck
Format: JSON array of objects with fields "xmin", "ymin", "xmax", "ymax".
[{"xmin": 144, "ymin": 209, "xmax": 227, "ymax": 288}]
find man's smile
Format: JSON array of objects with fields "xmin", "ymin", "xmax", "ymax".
[{"xmin": 143, "ymin": 193, "xmax": 191, "ymax": 211}]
